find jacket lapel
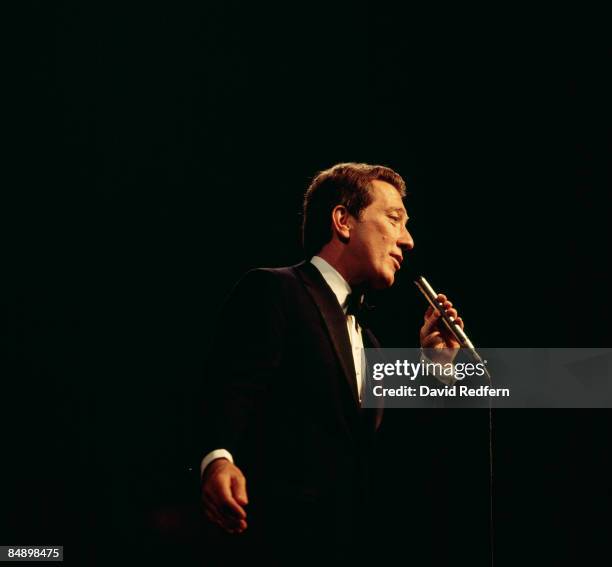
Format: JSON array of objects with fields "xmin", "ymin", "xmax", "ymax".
[{"xmin": 295, "ymin": 262, "xmax": 360, "ymax": 406}]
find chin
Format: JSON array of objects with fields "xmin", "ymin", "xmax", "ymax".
[{"xmin": 371, "ymin": 271, "xmax": 395, "ymax": 290}]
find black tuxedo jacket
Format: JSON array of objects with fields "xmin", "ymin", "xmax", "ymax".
[{"xmin": 203, "ymin": 261, "xmax": 383, "ymax": 553}]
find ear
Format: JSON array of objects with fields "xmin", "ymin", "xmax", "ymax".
[{"xmin": 330, "ymin": 205, "xmax": 353, "ymax": 241}]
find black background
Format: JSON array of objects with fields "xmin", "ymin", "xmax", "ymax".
[{"xmin": 5, "ymin": 2, "xmax": 611, "ymax": 565}]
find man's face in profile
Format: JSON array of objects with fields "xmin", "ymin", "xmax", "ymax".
[{"xmin": 348, "ymin": 180, "xmax": 414, "ymax": 289}]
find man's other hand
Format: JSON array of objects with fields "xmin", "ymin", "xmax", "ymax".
[{"xmin": 201, "ymin": 458, "xmax": 249, "ymax": 534}]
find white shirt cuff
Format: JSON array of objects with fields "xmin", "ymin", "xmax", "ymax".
[
  {"xmin": 419, "ymin": 349, "xmax": 457, "ymax": 386},
  {"xmin": 200, "ymin": 449, "xmax": 234, "ymax": 479}
]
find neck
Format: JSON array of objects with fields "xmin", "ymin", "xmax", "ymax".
[{"xmin": 316, "ymin": 246, "xmax": 361, "ymax": 287}]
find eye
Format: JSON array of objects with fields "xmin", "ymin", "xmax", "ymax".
[{"xmin": 388, "ymin": 215, "xmax": 401, "ymax": 223}]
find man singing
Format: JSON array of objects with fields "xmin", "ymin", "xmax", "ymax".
[{"xmin": 199, "ymin": 162, "xmax": 463, "ymax": 562}]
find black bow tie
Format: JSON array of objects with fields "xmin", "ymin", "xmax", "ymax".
[{"xmin": 346, "ymin": 289, "xmax": 373, "ymax": 328}]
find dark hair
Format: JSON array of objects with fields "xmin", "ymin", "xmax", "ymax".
[{"xmin": 302, "ymin": 162, "xmax": 407, "ymax": 258}]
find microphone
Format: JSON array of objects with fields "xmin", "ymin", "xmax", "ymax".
[{"xmin": 414, "ymin": 275, "xmax": 491, "ymax": 381}]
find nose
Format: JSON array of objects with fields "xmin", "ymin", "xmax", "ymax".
[{"xmin": 398, "ymin": 225, "xmax": 414, "ymax": 252}]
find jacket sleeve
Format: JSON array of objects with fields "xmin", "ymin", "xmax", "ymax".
[{"xmin": 200, "ymin": 268, "xmax": 287, "ymax": 469}]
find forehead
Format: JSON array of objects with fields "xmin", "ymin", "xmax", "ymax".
[{"xmin": 368, "ymin": 179, "xmax": 407, "ymax": 213}]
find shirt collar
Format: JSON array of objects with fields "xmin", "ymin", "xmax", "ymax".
[{"xmin": 310, "ymin": 256, "xmax": 352, "ymax": 313}]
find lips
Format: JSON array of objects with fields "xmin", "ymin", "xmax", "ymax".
[{"xmin": 390, "ymin": 254, "xmax": 402, "ymax": 270}]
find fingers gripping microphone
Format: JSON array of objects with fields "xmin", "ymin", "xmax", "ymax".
[{"xmin": 414, "ymin": 275, "xmax": 491, "ymax": 382}]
